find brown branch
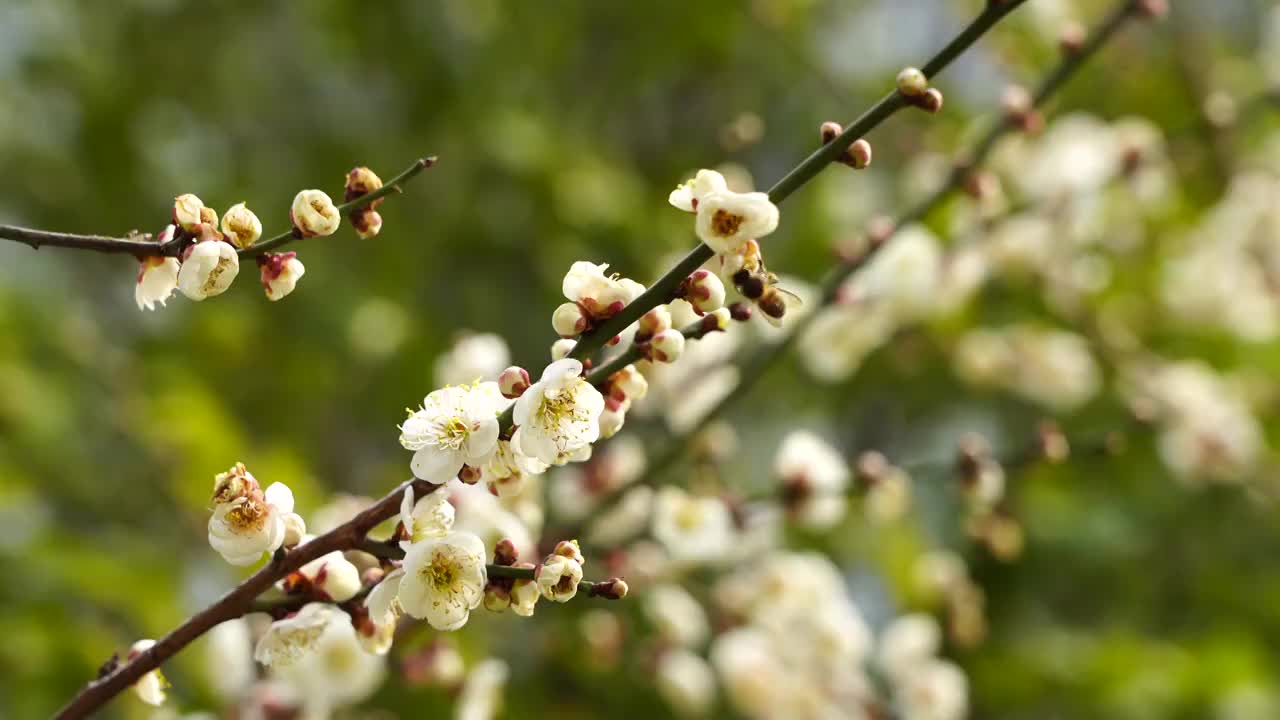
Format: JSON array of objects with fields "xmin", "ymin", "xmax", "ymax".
[
  {"xmin": 53, "ymin": 479, "xmax": 436, "ymax": 720},
  {"xmin": 1, "ymin": 156, "xmax": 435, "ymax": 259}
]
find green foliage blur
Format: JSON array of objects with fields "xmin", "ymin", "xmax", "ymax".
[{"xmin": 1, "ymin": 0, "xmax": 1278, "ymax": 718}]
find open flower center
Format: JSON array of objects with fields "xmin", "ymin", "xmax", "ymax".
[
  {"xmin": 226, "ymin": 500, "xmax": 267, "ymax": 532},
  {"xmin": 711, "ymin": 209, "xmax": 744, "ymax": 237},
  {"xmin": 423, "ymin": 552, "xmax": 460, "ymax": 591},
  {"xmin": 431, "ymin": 415, "xmax": 472, "ymax": 450}
]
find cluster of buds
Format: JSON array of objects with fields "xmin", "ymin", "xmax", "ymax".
[
  {"xmin": 720, "ymin": 239, "xmax": 791, "ymax": 326},
  {"xmin": 345, "ymin": 167, "xmax": 384, "ymax": 239},
  {"xmin": 819, "ymin": 121, "xmax": 873, "ymax": 169},
  {"xmin": 483, "ymin": 538, "xmax": 541, "ymax": 616},
  {"xmin": 896, "ymin": 67, "xmax": 944, "ymax": 114},
  {"xmin": 556, "ymin": 261, "xmax": 647, "ymax": 338}
]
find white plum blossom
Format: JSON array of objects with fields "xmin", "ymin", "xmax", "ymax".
[
  {"xmin": 172, "ymin": 193, "xmax": 206, "ymax": 232},
  {"xmin": 668, "ymin": 169, "xmax": 729, "ymax": 212},
  {"xmin": 178, "ymin": 236, "xmax": 240, "ymax": 301},
  {"xmin": 135, "ymin": 254, "xmax": 180, "ymax": 311},
  {"xmin": 651, "ymin": 487, "xmax": 734, "ymax": 566},
  {"xmin": 399, "ymin": 531, "xmax": 488, "ymax": 630},
  {"xmin": 645, "ymin": 584, "xmax": 710, "ymax": 648},
  {"xmin": 878, "ymin": 613, "xmax": 943, "ymax": 679},
  {"xmin": 535, "ymin": 553, "xmax": 584, "ymax": 602},
  {"xmin": 365, "ymin": 567, "xmax": 405, "ymax": 629},
  {"xmin": 207, "ymin": 464, "xmax": 295, "ymax": 566},
  {"xmin": 290, "ymin": 189, "xmax": 341, "ymax": 237},
  {"xmin": 694, "ymin": 189, "xmax": 780, "ymax": 255},
  {"xmin": 655, "ymin": 649, "xmax": 717, "ymax": 718},
  {"xmin": 254, "ymin": 603, "xmax": 347, "ymax": 667},
  {"xmin": 401, "ymin": 382, "xmax": 504, "ymax": 483},
  {"xmin": 435, "ymin": 333, "xmax": 512, "ymax": 386},
  {"xmin": 510, "ymin": 572, "xmax": 540, "ymax": 616},
  {"xmin": 272, "ymin": 606, "xmax": 387, "ymax": 715},
  {"xmin": 774, "ymin": 430, "xmax": 850, "ymax": 528},
  {"xmin": 204, "ymin": 619, "xmax": 254, "ymax": 701},
  {"xmin": 400, "ymin": 485, "xmax": 456, "ymax": 542},
  {"xmin": 512, "ymin": 359, "xmax": 605, "ymax": 465},
  {"xmin": 562, "ymin": 261, "xmax": 645, "ymax": 320},
  {"xmin": 455, "ymin": 658, "xmax": 509, "ymax": 720},
  {"xmin": 258, "ymin": 252, "xmax": 306, "ymax": 301},
  {"xmin": 127, "ymin": 640, "xmax": 168, "ymax": 706},
  {"xmin": 895, "ymin": 659, "xmax": 968, "ymax": 720}
]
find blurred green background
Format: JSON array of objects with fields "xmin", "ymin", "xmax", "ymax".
[{"xmin": 2, "ymin": 0, "xmax": 1279, "ymax": 718}]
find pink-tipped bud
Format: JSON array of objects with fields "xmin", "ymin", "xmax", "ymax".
[
  {"xmin": 553, "ymin": 539, "xmax": 585, "ymax": 565},
  {"xmin": 499, "ymin": 366, "xmax": 531, "ymax": 399},
  {"xmin": 848, "ymin": 138, "xmax": 873, "ymax": 169},
  {"xmin": 351, "ymin": 208, "xmax": 383, "ymax": 239},
  {"xmin": 550, "ymin": 338, "xmax": 576, "ymax": 361},
  {"xmin": 917, "ymin": 88, "xmax": 944, "ymax": 114},
  {"xmin": 820, "ymin": 121, "xmax": 843, "ymax": 144},
  {"xmin": 636, "ymin": 305, "xmax": 673, "ymax": 343},
  {"xmin": 1059, "ymin": 21, "xmax": 1086, "ymax": 55},
  {"xmin": 649, "ymin": 329, "xmax": 685, "ymax": 363},
  {"xmin": 683, "ymin": 269, "xmax": 726, "ymax": 315},
  {"xmin": 589, "ymin": 577, "xmax": 629, "ymax": 600},
  {"xmin": 345, "ymin": 166, "xmax": 384, "ymax": 206},
  {"xmin": 611, "ymin": 365, "xmax": 648, "ymax": 400},
  {"xmin": 896, "ymin": 67, "xmax": 929, "ymax": 97},
  {"xmin": 701, "ymin": 307, "xmax": 732, "ymax": 334},
  {"xmin": 483, "ymin": 583, "xmax": 512, "ymax": 612},
  {"xmin": 552, "ymin": 302, "xmax": 590, "ymax": 338},
  {"xmin": 493, "ymin": 538, "xmax": 519, "ymax": 566},
  {"xmin": 1135, "ymin": 0, "xmax": 1167, "ymax": 20}
]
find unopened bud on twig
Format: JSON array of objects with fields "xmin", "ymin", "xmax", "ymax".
[
  {"xmin": 896, "ymin": 67, "xmax": 929, "ymax": 97},
  {"xmin": 553, "ymin": 302, "xmax": 590, "ymax": 338},
  {"xmin": 499, "ymin": 366, "xmax": 531, "ymax": 399},
  {"xmin": 589, "ymin": 577, "xmax": 629, "ymax": 600},
  {"xmin": 493, "ymin": 538, "xmax": 519, "ymax": 566}
]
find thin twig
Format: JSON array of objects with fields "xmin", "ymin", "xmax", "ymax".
[
  {"xmin": 600, "ymin": 0, "xmax": 1146, "ymax": 513},
  {"xmin": 0, "ymin": 156, "xmax": 435, "ymax": 259},
  {"xmin": 53, "ymin": 479, "xmax": 436, "ymax": 720},
  {"xmin": 553, "ymin": 1, "xmax": 1029, "ymax": 368}
]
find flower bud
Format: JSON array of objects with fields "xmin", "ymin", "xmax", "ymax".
[
  {"xmin": 484, "ymin": 583, "xmax": 512, "ymax": 612},
  {"xmin": 553, "ymin": 539, "xmax": 585, "ymax": 565},
  {"xmin": 551, "ymin": 338, "xmax": 576, "ymax": 361},
  {"xmin": 683, "ymin": 270, "xmax": 725, "ymax": 315},
  {"xmin": 599, "ymin": 407, "xmax": 626, "ymax": 439},
  {"xmin": 511, "ymin": 565, "xmax": 540, "ymax": 617},
  {"xmin": 173, "ymin": 193, "xmax": 206, "ymax": 233},
  {"xmin": 552, "ymin": 302, "xmax": 590, "ymax": 338},
  {"xmin": 611, "ymin": 364, "xmax": 648, "ymax": 400},
  {"xmin": 637, "ymin": 305, "xmax": 672, "ymax": 343},
  {"xmin": 650, "ymin": 329, "xmax": 685, "ymax": 363},
  {"xmin": 701, "ymin": 307, "xmax": 732, "ymax": 334},
  {"xmin": 493, "ymin": 538, "xmax": 519, "ymax": 566},
  {"xmin": 257, "ymin": 252, "xmax": 306, "ymax": 301},
  {"xmin": 848, "ymin": 138, "xmax": 873, "ymax": 169},
  {"xmin": 178, "ymin": 232, "xmax": 239, "ymax": 301},
  {"xmin": 291, "ymin": 189, "xmax": 341, "ymax": 238},
  {"xmin": 590, "ymin": 577, "xmax": 629, "ymax": 600},
  {"xmin": 820, "ymin": 121, "xmax": 843, "ymax": 144},
  {"xmin": 1059, "ymin": 21, "xmax": 1086, "ymax": 54},
  {"xmin": 220, "ymin": 202, "xmax": 262, "ymax": 249},
  {"xmin": 896, "ymin": 67, "xmax": 928, "ymax": 97},
  {"xmin": 917, "ymin": 88, "xmax": 945, "ymax": 114},
  {"xmin": 728, "ymin": 302, "xmax": 753, "ymax": 322},
  {"xmin": 282, "ymin": 512, "xmax": 306, "ymax": 548},
  {"xmin": 344, "ymin": 166, "xmax": 384, "ymax": 205},
  {"xmin": 351, "ymin": 208, "xmax": 383, "ymax": 239},
  {"xmin": 855, "ymin": 450, "xmax": 889, "ymax": 486},
  {"xmin": 499, "ymin": 366, "xmax": 531, "ymax": 399}
]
